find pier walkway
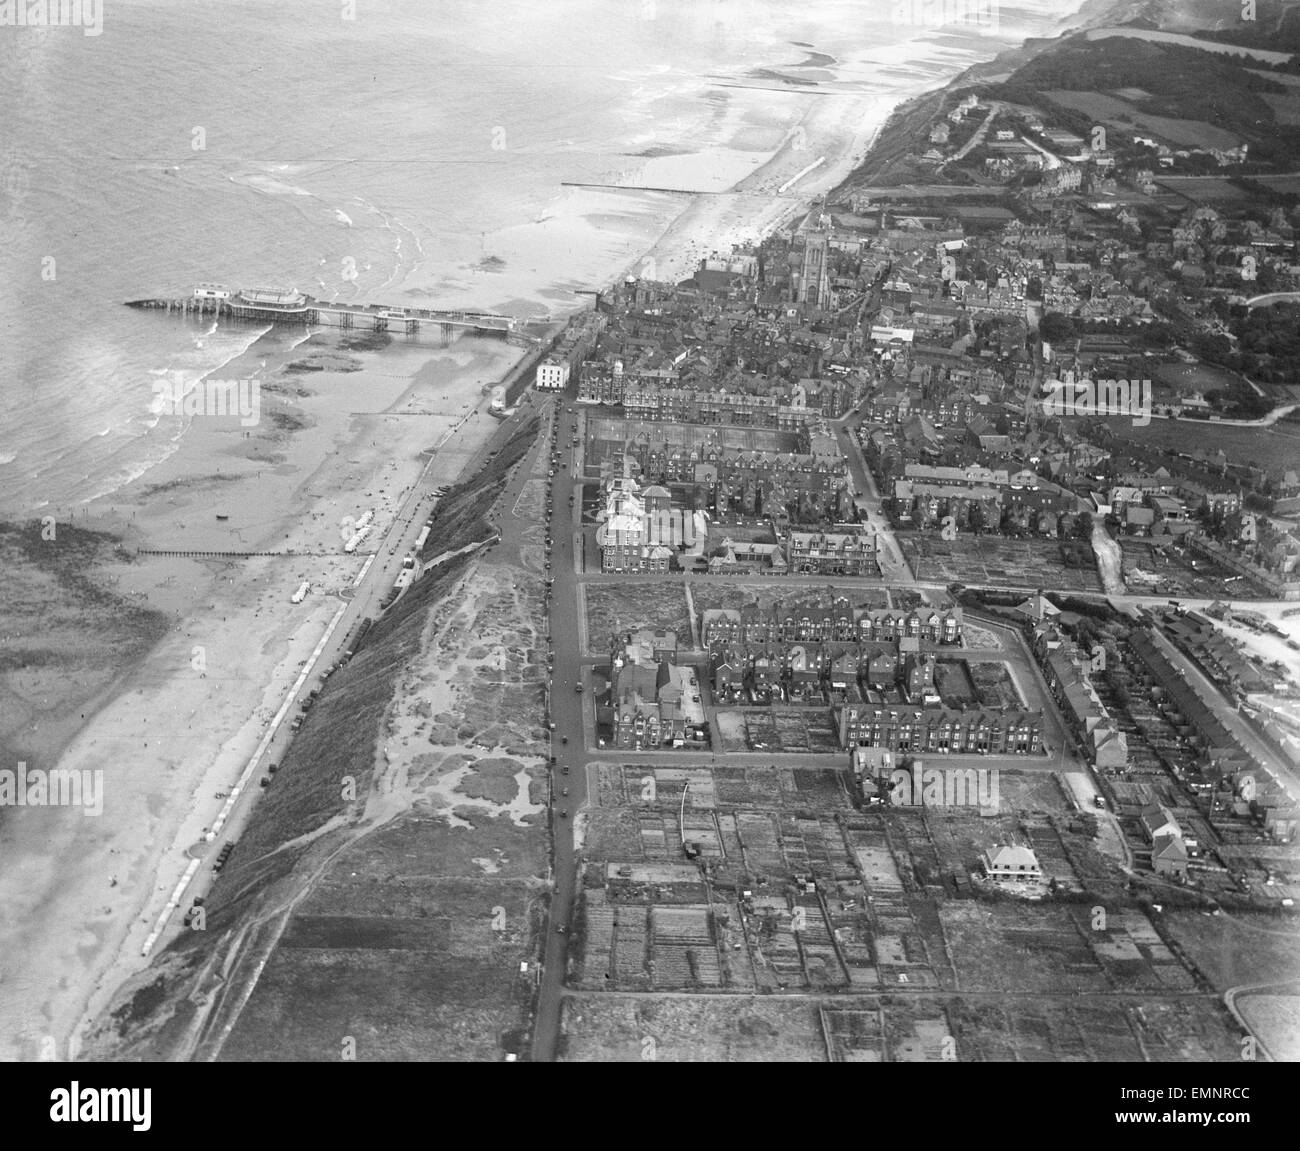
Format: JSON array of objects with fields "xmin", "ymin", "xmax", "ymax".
[{"xmin": 126, "ymin": 286, "xmax": 515, "ymax": 340}]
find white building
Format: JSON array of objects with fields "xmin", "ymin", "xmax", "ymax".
[
  {"xmin": 983, "ymin": 843, "xmax": 1042, "ymax": 883},
  {"xmin": 535, "ymin": 355, "xmax": 570, "ymax": 391}
]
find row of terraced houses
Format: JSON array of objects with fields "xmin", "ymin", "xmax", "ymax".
[
  {"xmin": 701, "ymin": 602, "xmax": 964, "ymax": 647},
  {"xmin": 837, "ymin": 705, "xmax": 1044, "ymax": 755},
  {"xmin": 708, "ymin": 640, "xmax": 938, "ymax": 703}
]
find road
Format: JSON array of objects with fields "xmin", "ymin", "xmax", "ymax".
[
  {"xmin": 528, "ymin": 400, "xmax": 586, "ymax": 1062},
  {"xmin": 1092, "ymin": 518, "xmax": 1124, "ymax": 596},
  {"xmin": 832, "ymin": 405, "xmax": 913, "ymax": 582},
  {"xmin": 1018, "ymin": 133, "xmax": 1062, "ymax": 170},
  {"xmin": 938, "ymin": 100, "xmax": 1003, "ymax": 171}
]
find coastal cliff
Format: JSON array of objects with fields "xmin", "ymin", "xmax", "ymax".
[
  {"xmin": 82, "ymin": 416, "xmax": 550, "ymax": 1061},
  {"xmin": 830, "ymin": 0, "xmax": 1225, "ymax": 198}
]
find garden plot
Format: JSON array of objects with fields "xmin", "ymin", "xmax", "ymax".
[
  {"xmin": 713, "ymin": 708, "xmax": 841, "ymax": 753},
  {"xmin": 584, "ymin": 581, "xmax": 692, "ymax": 652},
  {"xmin": 902, "ymin": 534, "xmax": 1102, "ymax": 592},
  {"xmin": 558, "ymin": 995, "xmax": 827, "ymax": 1062}
]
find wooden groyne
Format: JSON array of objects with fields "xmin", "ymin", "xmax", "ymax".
[
  {"xmin": 133, "ymin": 548, "xmax": 356, "ymax": 559},
  {"xmin": 560, "ymin": 181, "xmax": 716, "ymax": 195}
]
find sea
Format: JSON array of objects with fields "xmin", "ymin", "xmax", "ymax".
[{"xmin": 0, "ymin": 0, "xmax": 1086, "ymax": 516}]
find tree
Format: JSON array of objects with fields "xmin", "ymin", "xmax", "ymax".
[
  {"xmin": 1112, "ymin": 680, "xmax": 1132, "ymax": 711},
  {"xmin": 1039, "ymin": 312, "xmax": 1076, "ymax": 345},
  {"xmin": 1075, "ymin": 510, "xmax": 1094, "ymax": 539}
]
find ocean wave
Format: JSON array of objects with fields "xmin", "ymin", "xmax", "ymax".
[
  {"xmin": 60, "ymin": 325, "xmax": 275, "ymax": 504},
  {"xmin": 228, "ymin": 172, "xmax": 314, "ymax": 197},
  {"xmin": 81, "ymin": 441, "xmax": 183, "ymax": 507}
]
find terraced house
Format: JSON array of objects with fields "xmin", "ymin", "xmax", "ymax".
[
  {"xmin": 707, "ymin": 640, "xmax": 935, "ymax": 704},
  {"xmin": 838, "ymin": 705, "xmax": 1044, "ymax": 755},
  {"xmin": 701, "ymin": 601, "xmax": 964, "ymax": 647},
  {"xmin": 786, "ymin": 530, "xmax": 879, "ymax": 576}
]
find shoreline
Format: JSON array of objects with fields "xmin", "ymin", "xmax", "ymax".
[
  {"xmin": 621, "ymin": 91, "xmax": 906, "ymax": 289},
  {"xmin": 0, "ymin": 325, "xmax": 526, "ymax": 1062},
  {"xmin": 0, "ymin": 11, "xmax": 1093, "ymax": 1063}
]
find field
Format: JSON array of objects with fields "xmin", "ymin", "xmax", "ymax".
[
  {"xmin": 557, "ymin": 987, "xmax": 1241, "ymax": 1061},
  {"xmin": 1043, "ymin": 90, "xmax": 1242, "ymax": 149},
  {"xmin": 1119, "ymin": 539, "xmax": 1264, "ymax": 599},
  {"xmin": 934, "ymin": 659, "xmax": 977, "ymax": 706},
  {"xmin": 564, "ymin": 754, "xmax": 1250, "ymax": 1061},
  {"xmin": 941, "ymin": 901, "xmax": 1201, "ymax": 996},
  {"xmin": 560, "ymin": 743, "xmax": 1257, "ymax": 1061},
  {"xmin": 713, "ymin": 707, "xmax": 842, "ymax": 753},
  {"xmin": 585, "ymin": 417, "xmax": 799, "ymax": 456},
  {"xmin": 1160, "ymin": 910, "xmax": 1300, "ymax": 993},
  {"xmin": 963, "ymin": 622, "xmax": 1003, "ymax": 651},
  {"xmin": 1154, "ymin": 362, "xmax": 1248, "ymax": 393},
  {"xmin": 583, "ymin": 581, "xmax": 693, "ymax": 652},
  {"xmin": 1262, "ymin": 93, "xmax": 1300, "ymax": 126},
  {"xmin": 1153, "ymin": 176, "xmax": 1252, "ymax": 204},
  {"xmin": 935, "ymin": 658, "xmax": 1024, "ymax": 710},
  {"xmin": 1090, "ymin": 415, "xmax": 1300, "ymax": 479},
  {"xmin": 900, "ymin": 534, "xmax": 1102, "ymax": 593},
  {"xmin": 690, "ymin": 583, "xmax": 890, "ymax": 617},
  {"xmin": 558, "ymin": 996, "xmax": 827, "ymax": 1061},
  {"xmin": 1255, "ymin": 173, "xmax": 1300, "ymax": 195},
  {"xmin": 217, "ymin": 811, "xmax": 546, "ymax": 1062}
]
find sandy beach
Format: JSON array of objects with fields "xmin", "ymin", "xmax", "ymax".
[
  {"xmin": 633, "ymin": 91, "xmax": 903, "ymax": 286},
  {"xmin": 0, "ymin": 327, "xmax": 522, "ymax": 1061}
]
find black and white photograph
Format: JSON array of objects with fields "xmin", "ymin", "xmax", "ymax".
[{"xmin": 1, "ymin": 0, "xmax": 1297, "ymax": 1102}]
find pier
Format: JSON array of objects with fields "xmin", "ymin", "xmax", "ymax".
[{"xmin": 125, "ymin": 285, "xmax": 515, "ymax": 340}]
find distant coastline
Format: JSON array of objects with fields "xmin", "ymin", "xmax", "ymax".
[{"xmin": 623, "ymin": 2, "xmax": 1105, "ymax": 295}]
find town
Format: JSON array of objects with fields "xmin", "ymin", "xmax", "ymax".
[{"xmin": 518, "ymin": 41, "xmax": 1300, "ymax": 1060}]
